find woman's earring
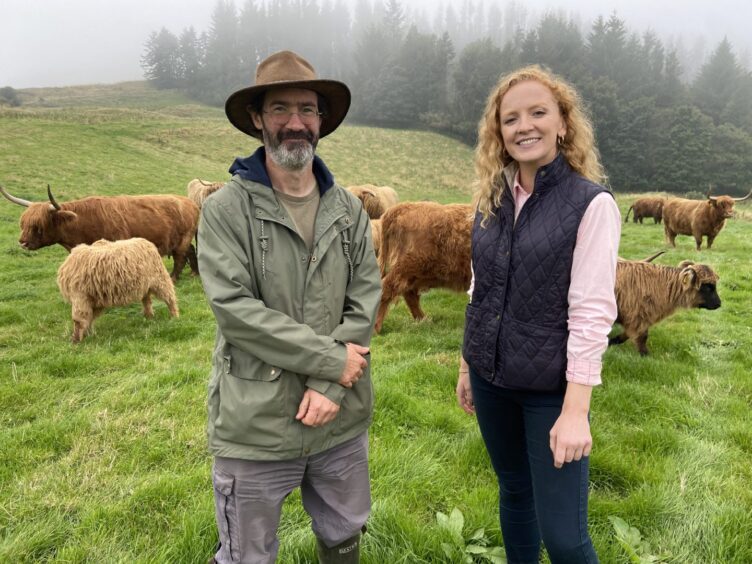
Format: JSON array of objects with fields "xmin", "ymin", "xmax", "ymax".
[{"xmin": 557, "ymin": 134, "xmax": 565, "ymax": 147}]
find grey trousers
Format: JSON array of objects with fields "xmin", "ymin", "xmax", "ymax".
[{"xmin": 212, "ymin": 432, "xmax": 370, "ymax": 564}]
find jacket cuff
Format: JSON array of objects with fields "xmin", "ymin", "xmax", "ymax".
[
  {"xmin": 305, "ymin": 377, "xmax": 347, "ymax": 405},
  {"xmin": 314, "ymin": 341, "xmax": 348, "ymax": 382},
  {"xmin": 566, "ymin": 358, "xmax": 602, "ymax": 386}
]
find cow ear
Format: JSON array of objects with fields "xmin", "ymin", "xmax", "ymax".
[
  {"xmin": 51, "ymin": 210, "xmax": 78, "ymax": 223},
  {"xmin": 680, "ymin": 267, "xmax": 697, "ymax": 289}
]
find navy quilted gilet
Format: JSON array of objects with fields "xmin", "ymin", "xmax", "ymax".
[{"xmin": 463, "ymin": 154, "xmax": 610, "ymax": 392}]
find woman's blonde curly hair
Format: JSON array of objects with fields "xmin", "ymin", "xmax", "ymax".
[{"xmin": 473, "ymin": 65, "xmax": 606, "ymax": 224}]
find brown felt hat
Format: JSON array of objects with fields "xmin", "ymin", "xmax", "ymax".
[{"xmin": 225, "ymin": 50, "xmax": 351, "ymax": 139}]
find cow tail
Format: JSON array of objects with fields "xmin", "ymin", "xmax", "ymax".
[{"xmin": 625, "ymin": 205, "xmax": 633, "ymax": 223}]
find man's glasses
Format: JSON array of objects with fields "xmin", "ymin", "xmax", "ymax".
[{"xmin": 262, "ymin": 106, "xmax": 324, "ymax": 125}]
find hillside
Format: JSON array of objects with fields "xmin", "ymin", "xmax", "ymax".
[{"xmin": 1, "ymin": 83, "xmax": 751, "ymax": 563}]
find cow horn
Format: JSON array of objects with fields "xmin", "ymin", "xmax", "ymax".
[
  {"xmin": 641, "ymin": 250, "xmax": 665, "ymax": 263},
  {"xmin": 47, "ymin": 184, "xmax": 61, "ymax": 210},
  {"xmin": 198, "ymin": 178, "xmax": 212, "ymax": 186},
  {"xmin": 706, "ymin": 185, "xmax": 718, "ymax": 201},
  {"xmin": 0, "ymin": 185, "xmax": 33, "ymax": 207},
  {"xmin": 733, "ymin": 189, "xmax": 752, "ymax": 202}
]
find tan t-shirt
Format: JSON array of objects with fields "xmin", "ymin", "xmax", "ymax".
[{"xmin": 274, "ymin": 186, "xmax": 321, "ymax": 251}]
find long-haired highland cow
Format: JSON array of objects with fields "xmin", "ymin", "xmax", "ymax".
[{"xmin": 57, "ymin": 238, "xmax": 179, "ymax": 342}]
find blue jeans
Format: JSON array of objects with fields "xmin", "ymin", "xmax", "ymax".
[{"xmin": 470, "ymin": 369, "xmax": 598, "ymax": 564}]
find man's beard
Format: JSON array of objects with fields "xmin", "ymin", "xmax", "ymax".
[{"xmin": 263, "ymin": 127, "xmax": 318, "ymax": 171}]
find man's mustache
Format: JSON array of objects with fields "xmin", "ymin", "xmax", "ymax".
[{"xmin": 278, "ymin": 130, "xmax": 314, "ymax": 143}]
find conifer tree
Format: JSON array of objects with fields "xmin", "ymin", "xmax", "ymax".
[
  {"xmin": 692, "ymin": 38, "xmax": 742, "ymax": 124},
  {"xmin": 141, "ymin": 27, "xmax": 182, "ymax": 88}
]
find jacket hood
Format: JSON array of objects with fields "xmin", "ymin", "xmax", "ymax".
[{"xmin": 229, "ymin": 146, "xmax": 335, "ymax": 194}]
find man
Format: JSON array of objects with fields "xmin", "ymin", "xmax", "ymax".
[{"xmin": 198, "ymin": 50, "xmax": 381, "ymax": 564}]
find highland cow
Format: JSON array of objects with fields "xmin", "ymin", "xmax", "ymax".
[
  {"xmin": 57, "ymin": 238, "xmax": 179, "ymax": 343},
  {"xmin": 186, "ymin": 178, "xmax": 224, "ymax": 208},
  {"xmin": 374, "ymin": 202, "xmax": 472, "ymax": 333},
  {"xmin": 1, "ymin": 184, "xmax": 199, "ymax": 280},
  {"xmin": 625, "ymin": 196, "xmax": 665, "ymax": 224},
  {"xmin": 346, "ymin": 184, "xmax": 399, "ymax": 219},
  {"xmin": 610, "ymin": 258, "xmax": 721, "ymax": 355},
  {"xmin": 662, "ymin": 189, "xmax": 752, "ymax": 250}
]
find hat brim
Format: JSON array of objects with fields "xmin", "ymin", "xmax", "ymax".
[{"xmin": 225, "ymin": 80, "xmax": 351, "ymax": 139}]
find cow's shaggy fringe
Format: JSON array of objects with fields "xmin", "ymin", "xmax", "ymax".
[
  {"xmin": 57, "ymin": 238, "xmax": 179, "ymax": 342},
  {"xmin": 346, "ymin": 184, "xmax": 399, "ymax": 219},
  {"xmin": 375, "ymin": 202, "xmax": 473, "ymax": 333}
]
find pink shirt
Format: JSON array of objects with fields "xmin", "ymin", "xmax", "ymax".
[{"xmin": 469, "ymin": 174, "xmax": 621, "ymax": 386}]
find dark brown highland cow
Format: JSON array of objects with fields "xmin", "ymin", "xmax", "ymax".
[
  {"xmin": 625, "ymin": 196, "xmax": 665, "ymax": 224},
  {"xmin": 1, "ymin": 184, "xmax": 199, "ymax": 280}
]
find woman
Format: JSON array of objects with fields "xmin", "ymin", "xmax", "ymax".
[{"xmin": 456, "ymin": 66, "xmax": 621, "ymax": 563}]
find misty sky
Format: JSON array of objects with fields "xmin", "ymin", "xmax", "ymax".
[{"xmin": 2, "ymin": 0, "xmax": 750, "ymax": 89}]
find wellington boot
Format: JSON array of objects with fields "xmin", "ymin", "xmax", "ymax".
[{"xmin": 316, "ymin": 533, "xmax": 361, "ymax": 563}]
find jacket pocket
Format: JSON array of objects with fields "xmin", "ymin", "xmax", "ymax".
[
  {"xmin": 501, "ymin": 318, "xmax": 568, "ymax": 391},
  {"xmin": 222, "ymin": 346, "xmax": 282, "ymax": 382},
  {"xmin": 214, "ymin": 346, "xmax": 290, "ymax": 448},
  {"xmin": 463, "ymin": 302, "xmax": 494, "ymax": 374}
]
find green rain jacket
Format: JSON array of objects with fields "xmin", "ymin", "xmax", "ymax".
[{"xmin": 197, "ymin": 147, "xmax": 381, "ymax": 461}]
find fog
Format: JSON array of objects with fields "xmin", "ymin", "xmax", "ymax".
[{"xmin": 2, "ymin": 0, "xmax": 750, "ymax": 89}]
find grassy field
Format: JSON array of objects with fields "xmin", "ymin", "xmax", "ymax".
[{"xmin": 1, "ymin": 81, "xmax": 751, "ymax": 563}]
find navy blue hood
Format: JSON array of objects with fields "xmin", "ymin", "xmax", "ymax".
[{"xmin": 228, "ymin": 146, "xmax": 335, "ymax": 194}]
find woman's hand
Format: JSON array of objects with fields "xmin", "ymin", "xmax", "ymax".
[
  {"xmin": 549, "ymin": 382, "xmax": 594, "ymax": 468},
  {"xmin": 456, "ymin": 370, "xmax": 475, "ymax": 415},
  {"xmin": 549, "ymin": 407, "xmax": 592, "ymax": 468}
]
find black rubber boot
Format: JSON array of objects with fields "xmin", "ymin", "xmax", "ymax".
[{"xmin": 316, "ymin": 533, "xmax": 361, "ymax": 563}]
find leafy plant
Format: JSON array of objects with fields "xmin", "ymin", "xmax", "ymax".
[
  {"xmin": 609, "ymin": 515, "xmax": 668, "ymax": 563},
  {"xmin": 436, "ymin": 507, "xmax": 506, "ymax": 563}
]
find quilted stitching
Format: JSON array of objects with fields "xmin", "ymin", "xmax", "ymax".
[{"xmin": 464, "ymin": 155, "xmax": 609, "ymax": 391}]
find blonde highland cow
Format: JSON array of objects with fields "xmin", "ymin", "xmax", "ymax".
[
  {"xmin": 186, "ymin": 178, "xmax": 224, "ymax": 208},
  {"xmin": 57, "ymin": 238, "xmax": 179, "ymax": 342},
  {"xmin": 346, "ymin": 184, "xmax": 399, "ymax": 219}
]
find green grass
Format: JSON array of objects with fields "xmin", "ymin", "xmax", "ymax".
[{"xmin": 1, "ymin": 81, "xmax": 751, "ymax": 563}]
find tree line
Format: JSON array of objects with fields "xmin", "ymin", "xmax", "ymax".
[{"xmin": 141, "ymin": 0, "xmax": 752, "ymax": 194}]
